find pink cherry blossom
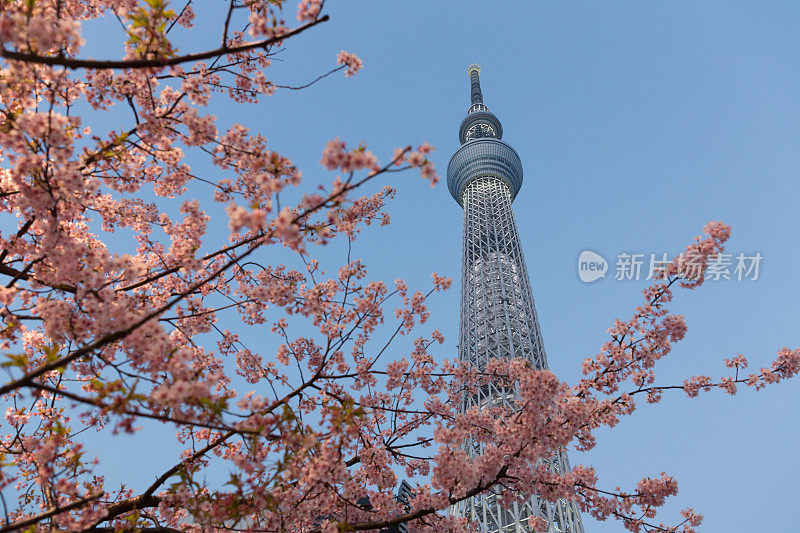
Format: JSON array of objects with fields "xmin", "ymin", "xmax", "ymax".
[
  {"xmin": 297, "ymin": 0, "xmax": 323, "ymax": 22},
  {"xmin": 337, "ymin": 50, "xmax": 364, "ymax": 77}
]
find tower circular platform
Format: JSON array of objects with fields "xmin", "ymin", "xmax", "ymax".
[
  {"xmin": 447, "ymin": 138, "xmax": 523, "ymax": 206},
  {"xmin": 458, "ymin": 110, "xmax": 504, "ymax": 144}
]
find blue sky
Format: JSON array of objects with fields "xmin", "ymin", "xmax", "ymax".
[{"xmin": 65, "ymin": 2, "xmax": 800, "ymax": 531}]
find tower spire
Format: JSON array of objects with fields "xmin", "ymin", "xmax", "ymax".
[
  {"xmin": 457, "ymin": 64, "xmax": 503, "ymax": 146},
  {"xmin": 468, "ymin": 63, "xmax": 483, "ymax": 104}
]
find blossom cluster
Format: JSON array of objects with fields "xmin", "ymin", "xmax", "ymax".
[{"xmin": 337, "ymin": 50, "xmax": 364, "ymax": 77}]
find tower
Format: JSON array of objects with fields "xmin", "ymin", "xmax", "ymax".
[{"xmin": 447, "ymin": 65, "xmax": 585, "ymax": 533}]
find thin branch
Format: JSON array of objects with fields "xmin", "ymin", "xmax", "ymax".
[{"xmin": 274, "ymin": 65, "xmax": 344, "ymax": 90}]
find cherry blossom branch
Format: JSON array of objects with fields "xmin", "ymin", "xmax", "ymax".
[
  {"xmin": 118, "ymin": 149, "xmax": 410, "ymax": 293},
  {"xmin": 0, "ymin": 218, "xmax": 34, "ymax": 265},
  {"xmin": 93, "ymin": 494, "xmax": 162, "ymax": 527},
  {"xmin": 27, "ymin": 382, "xmax": 261, "ymax": 435},
  {"xmin": 0, "ymin": 264, "xmax": 77, "ymax": 293},
  {"xmin": 0, "ymin": 236, "xmax": 263, "ymax": 396},
  {"xmin": 308, "ymin": 466, "xmax": 512, "ymax": 533},
  {"xmin": 0, "ymin": 492, "xmax": 101, "ymax": 533},
  {"xmin": 89, "ymin": 368, "xmax": 339, "ymax": 525},
  {"xmin": 0, "ymin": 16, "xmax": 329, "ymax": 71}
]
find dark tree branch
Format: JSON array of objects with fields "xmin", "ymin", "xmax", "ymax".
[
  {"xmin": 0, "ymin": 493, "xmax": 101, "ymax": 533},
  {"xmin": 0, "ymin": 17, "xmax": 329, "ymax": 70}
]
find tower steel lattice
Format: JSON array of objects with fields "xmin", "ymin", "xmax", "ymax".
[{"xmin": 446, "ymin": 65, "xmax": 585, "ymax": 533}]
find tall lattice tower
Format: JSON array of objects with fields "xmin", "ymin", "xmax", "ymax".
[{"xmin": 446, "ymin": 65, "xmax": 585, "ymax": 533}]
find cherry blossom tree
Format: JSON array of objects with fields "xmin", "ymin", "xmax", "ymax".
[{"xmin": 0, "ymin": 2, "xmax": 796, "ymax": 532}]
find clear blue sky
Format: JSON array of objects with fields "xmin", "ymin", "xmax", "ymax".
[{"xmin": 75, "ymin": 2, "xmax": 800, "ymax": 531}]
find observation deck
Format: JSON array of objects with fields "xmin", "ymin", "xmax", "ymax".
[{"xmin": 447, "ymin": 138, "xmax": 523, "ymax": 206}]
